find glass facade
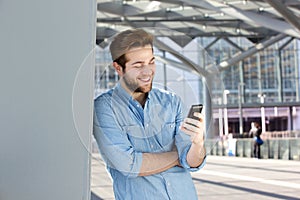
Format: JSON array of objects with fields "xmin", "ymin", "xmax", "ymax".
[{"xmin": 201, "ymin": 37, "xmax": 300, "ymax": 105}]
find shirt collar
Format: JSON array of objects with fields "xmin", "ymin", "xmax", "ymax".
[{"xmin": 114, "ymin": 82, "xmax": 132, "ymax": 101}]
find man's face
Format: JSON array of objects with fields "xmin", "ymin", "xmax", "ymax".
[{"xmin": 120, "ymin": 45, "xmax": 156, "ymax": 94}]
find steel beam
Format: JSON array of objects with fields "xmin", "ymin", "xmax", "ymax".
[
  {"xmin": 180, "ymin": 0, "xmax": 300, "ymax": 38},
  {"xmin": 265, "ymin": 0, "xmax": 300, "ymax": 34},
  {"xmin": 217, "ymin": 33, "xmax": 286, "ymax": 70}
]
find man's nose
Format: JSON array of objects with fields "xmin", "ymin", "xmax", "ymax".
[{"xmin": 141, "ymin": 65, "xmax": 153, "ymax": 74}]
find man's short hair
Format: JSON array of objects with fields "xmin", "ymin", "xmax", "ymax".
[{"xmin": 110, "ymin": 29, "xmax": 154, "ymax": 62}]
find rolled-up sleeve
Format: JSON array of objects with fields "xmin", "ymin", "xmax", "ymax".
[
  {"xmin": 179, "ymin": 144, "xmax": 206, "ymax": 171},
  {"xmin": 173, "ymin": 96, "xmax": 206, "ymax": 172},
  {"xmin": 93, "ymin": 95, "xmax": 143, "ymax": 178}
]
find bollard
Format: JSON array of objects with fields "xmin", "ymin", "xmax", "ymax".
[
  {"xmin": 289, "ymin": 139, "xmax": 300, "ymax": 160},
  {"xmin": 279, "ymin": 139, "xmax": 290, "ymax": 160}
]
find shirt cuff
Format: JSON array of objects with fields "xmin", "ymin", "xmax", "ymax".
[
  {"xmin": 180, "ymin": 145, "xmax": 206, "ymax": 172},
  {"xmin": 127, "ymin": 151, "xmax": 143, "ymax": 178}
]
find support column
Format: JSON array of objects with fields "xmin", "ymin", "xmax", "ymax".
[
  {"xmin": 0, "ymin": 0, "xmax": 95, "ymax": 199},
  {"xmin": 294, "ymin": 40, "xmax": 299, "ymax": 101},
  {"xmin": 289, "ymin": 106, "xmax": 294, "ymax": 131},
  {"xmin": 204, "ymin": 76, "xmax": 214, "ymax": 139},
  {"xmin": 238, "ymin": 83, "xmax": 245, "ymax": 135},
  {"xmin": 223, "ymin": 90, "xmax": 230, "ymax": 136},
  {"xmin": 277, "ymin": 49, "xmax": 283, "ymax": 102}
]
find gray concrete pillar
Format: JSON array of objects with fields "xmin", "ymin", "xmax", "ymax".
[{"xmin": 0, "ymin": 1, "xmax": 96, "ymax": 199}]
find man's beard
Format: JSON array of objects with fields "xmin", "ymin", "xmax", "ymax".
[
  {"xmin": 135, "ymin": 83, "xmax": 152, "ymax": 93},
  {"xmin": 123, "ymin": 76, "xmax": 153, "ymax": 94}
]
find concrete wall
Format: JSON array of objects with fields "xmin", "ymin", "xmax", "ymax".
[
  {"xmin": 206, "ymin": 138, "xmax": 300, "ymax": 161},
  {"xmin": 0, "ymin": 1, "xmax": 96, "ymax": 199}
]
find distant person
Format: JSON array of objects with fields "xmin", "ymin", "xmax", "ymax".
[
  {"xmin": 249, "ymin": 122, "xmax": 263, "ymax": 159},
  {"xmin": 248, "ymin": 122, "xmax": 257, "ymax": 138},
  {"xmin": 93, "ymin": 28, "xmax": 206, "ymax": 200}
]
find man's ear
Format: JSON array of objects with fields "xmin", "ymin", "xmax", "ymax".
[{"xmin": 113, "ymin": 62, "xmax": 123, "ymax": 76}]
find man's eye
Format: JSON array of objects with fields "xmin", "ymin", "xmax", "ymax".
[{"xmin": 151, "ymin": 58, "xmax": 156, "ymax": 64}]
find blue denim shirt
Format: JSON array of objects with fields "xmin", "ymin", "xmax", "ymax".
[{"xmin": 93, "ymin": 83, "xmax": 206, "ymax": 200}]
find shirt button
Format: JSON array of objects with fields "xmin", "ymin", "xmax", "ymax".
[
  {"xmin": 146, "ymin": 124, "xmax": 149, "ymax": 127},
  {"xmin": 151, "ymin": 144, "xmax": 154, "ymax": 149}
]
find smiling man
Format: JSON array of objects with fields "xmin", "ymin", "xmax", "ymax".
[{"xmin": 93, "ymin": 28, "xmax": 206, "ymax": 200}]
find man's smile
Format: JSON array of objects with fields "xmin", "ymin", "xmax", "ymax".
[{"xmin": 139, "ymin": 76, "xmax": 151, "ymax": 83}]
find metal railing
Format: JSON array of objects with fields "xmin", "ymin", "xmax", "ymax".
[{"xmin": 262, "ymin": 131, "xmax": 300, "ymax": 139}]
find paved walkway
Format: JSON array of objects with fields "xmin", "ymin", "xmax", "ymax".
[
  {"xmin": 91, "ymin": 154, "xmax": 114, "ymax": 200},
  {"xmin": 91, "ymin": 154, "xmax": 300, "ymax": 200}
]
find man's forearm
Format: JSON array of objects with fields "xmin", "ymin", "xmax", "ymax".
[
  {"xmin": 139, "ymin": 151, "xmax": 179, "ymax": 176},
  {"xmin": 180, "ymin": 112, "xmax": 206, "ymax": 168},
  {"xmin": 186, "ymin": 141, "xmax": 206, "ymax": 168}
]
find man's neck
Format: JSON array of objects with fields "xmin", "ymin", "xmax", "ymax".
[{"xmin": 133, "ymin": 92, "xmax": 148, "ymax": 108}]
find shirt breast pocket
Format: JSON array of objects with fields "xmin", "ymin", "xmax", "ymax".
[{"xmin": 161, "ymin": 122, "xmax": 176, "ymax": 148}]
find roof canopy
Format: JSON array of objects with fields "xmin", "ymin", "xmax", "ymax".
[{"xmin": 97, "ymin": 0, "xmax": 300, "ymax": 46}]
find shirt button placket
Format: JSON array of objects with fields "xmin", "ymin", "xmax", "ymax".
[{"xmin": 165, "ymin": 180, "xmax": 173, "ymax": 199}]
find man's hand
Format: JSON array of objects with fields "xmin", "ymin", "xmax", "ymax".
[
  {"xmin": 180, "ymin": 112, "xmax": 205, "ymax": 145},
  {"xmin": 180, "ymin": 112, "xmax": 206, "ymax": 167}
]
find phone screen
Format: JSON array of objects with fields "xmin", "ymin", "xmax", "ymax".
[{"xmin": 187, "ymin": 104, "xmax": 203, "ymax": 120}]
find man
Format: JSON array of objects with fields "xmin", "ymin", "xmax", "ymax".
[{"xmin": 93, "ymin": 28, "xmax": 206, "ymax": 200}]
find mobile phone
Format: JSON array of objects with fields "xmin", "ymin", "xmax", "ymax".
[{"xmin": 187, "ymin": 104, "xmax": 203, "ymax": 120}]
